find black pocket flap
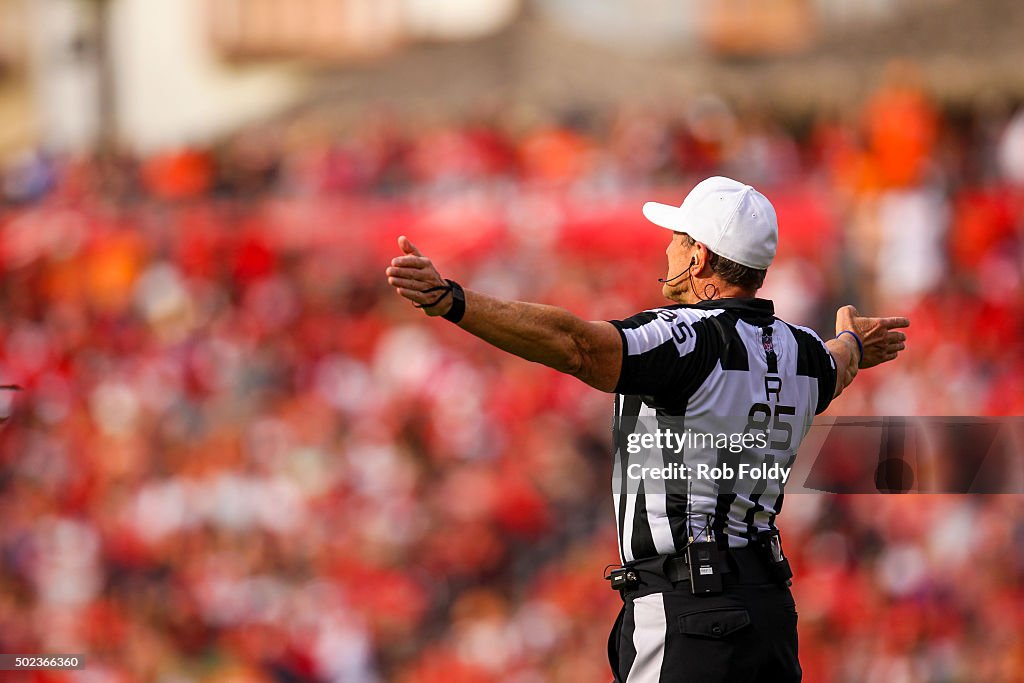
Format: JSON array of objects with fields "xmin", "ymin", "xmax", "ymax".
[{"xmin": 678, "ymin": 607, "xmax": 751, "ymax": 639}]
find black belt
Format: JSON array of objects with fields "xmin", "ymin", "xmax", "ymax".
[
  {"xmin": 629, "ymin": 550, "xmax": 729, "ymax": 583},
  {"xmin": 619, "ymin": 545, "xmax": 774, "ymax": 589}
]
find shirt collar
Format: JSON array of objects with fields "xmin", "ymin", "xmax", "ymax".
[{"xmin": 687, "ymin": 297, "xmax": 775, "ymax": 320}]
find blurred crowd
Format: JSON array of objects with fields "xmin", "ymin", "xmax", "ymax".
[{"xmin": 2, "ymin": 67, "xmax": 1024, "ymax": 682}]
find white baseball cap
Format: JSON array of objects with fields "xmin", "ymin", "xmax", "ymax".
[{"xmin": 642, "ymin": 176, "xmax": 778, "ymax": 270}]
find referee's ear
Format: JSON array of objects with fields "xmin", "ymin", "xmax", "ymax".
[{"xmin": 692, "ymin": 243, "xmax": 710, "ymax": 275}]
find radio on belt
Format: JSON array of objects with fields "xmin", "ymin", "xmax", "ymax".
[
  {"xmin": 607, "ymin": 567, "xmax": 640, "ymax": 591},
  {"xmin": 687, "ymin": 517, "xmax": 723, "ymax": 594}
]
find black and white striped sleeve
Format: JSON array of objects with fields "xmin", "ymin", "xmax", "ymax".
[
  {"xmin": 608, "ymin": 307, "xmax": 718, "ymax": 397},
  {"xmin": 786, "ymin": 323, "xmax": 838, "ymax": 415}
]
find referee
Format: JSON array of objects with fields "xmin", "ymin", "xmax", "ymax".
[{"xmin": 385, "ymin": 176, "xmax": 909, "ymax": 682}]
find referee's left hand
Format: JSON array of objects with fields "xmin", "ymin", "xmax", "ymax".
[{"xmin": 385, "ymin": 236, "xmax": 453, "ymax": 316}]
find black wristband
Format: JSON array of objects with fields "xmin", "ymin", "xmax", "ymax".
[{"xmin": 442, "ymin": 279, "xmax": 466, "ymax": 323}]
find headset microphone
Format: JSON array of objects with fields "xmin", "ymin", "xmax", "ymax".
[{"xmin": 657, "ymin": 257, "xmax": 696, "ymax": 284}]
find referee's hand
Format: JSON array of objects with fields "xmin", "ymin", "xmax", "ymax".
[
  {"xmin": 385, "ymin": 236, "xmax": 453, "ymax": 316},
  {"xmin": 835, "ymin": 305, "xmax": 909, "ymax": 369}
]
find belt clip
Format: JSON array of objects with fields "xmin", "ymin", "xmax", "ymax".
[
  {"xmin": 755, "ymin": 529, "xmax": 794, "ymax": 587},
  {"xmin": 605, "ymin": 566, "xmax": 640, "ymax": 591}
]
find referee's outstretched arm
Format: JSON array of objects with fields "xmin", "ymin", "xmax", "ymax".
[
  {"xmin": 385, "ymin": 236, "xmax": 909, "ymax": 398},
  {"xmin": 386, "ymin": 236, "xmax": 623, "ymax": 391}
]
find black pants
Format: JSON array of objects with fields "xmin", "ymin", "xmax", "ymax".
[{"xmin": 608, "ymin": 565, "xmax": 801, "ymax": 682}]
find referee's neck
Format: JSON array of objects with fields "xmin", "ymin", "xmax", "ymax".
[{"xmin": 673, "ymin": 284, "xmax": 756, "ymax": 305}]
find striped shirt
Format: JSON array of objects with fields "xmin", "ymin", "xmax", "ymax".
[{"xmin": 608, "ymin": 298, "xmax": 836, "ymax": 563}]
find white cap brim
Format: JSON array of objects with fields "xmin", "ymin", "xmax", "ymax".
[
  {"xmin": 642, "ymin": 201, "xmax": 716, "ymax": 246},
  {"xmin": 642, "ymin": 201, "xmax": 684, "ymax": 231}
]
